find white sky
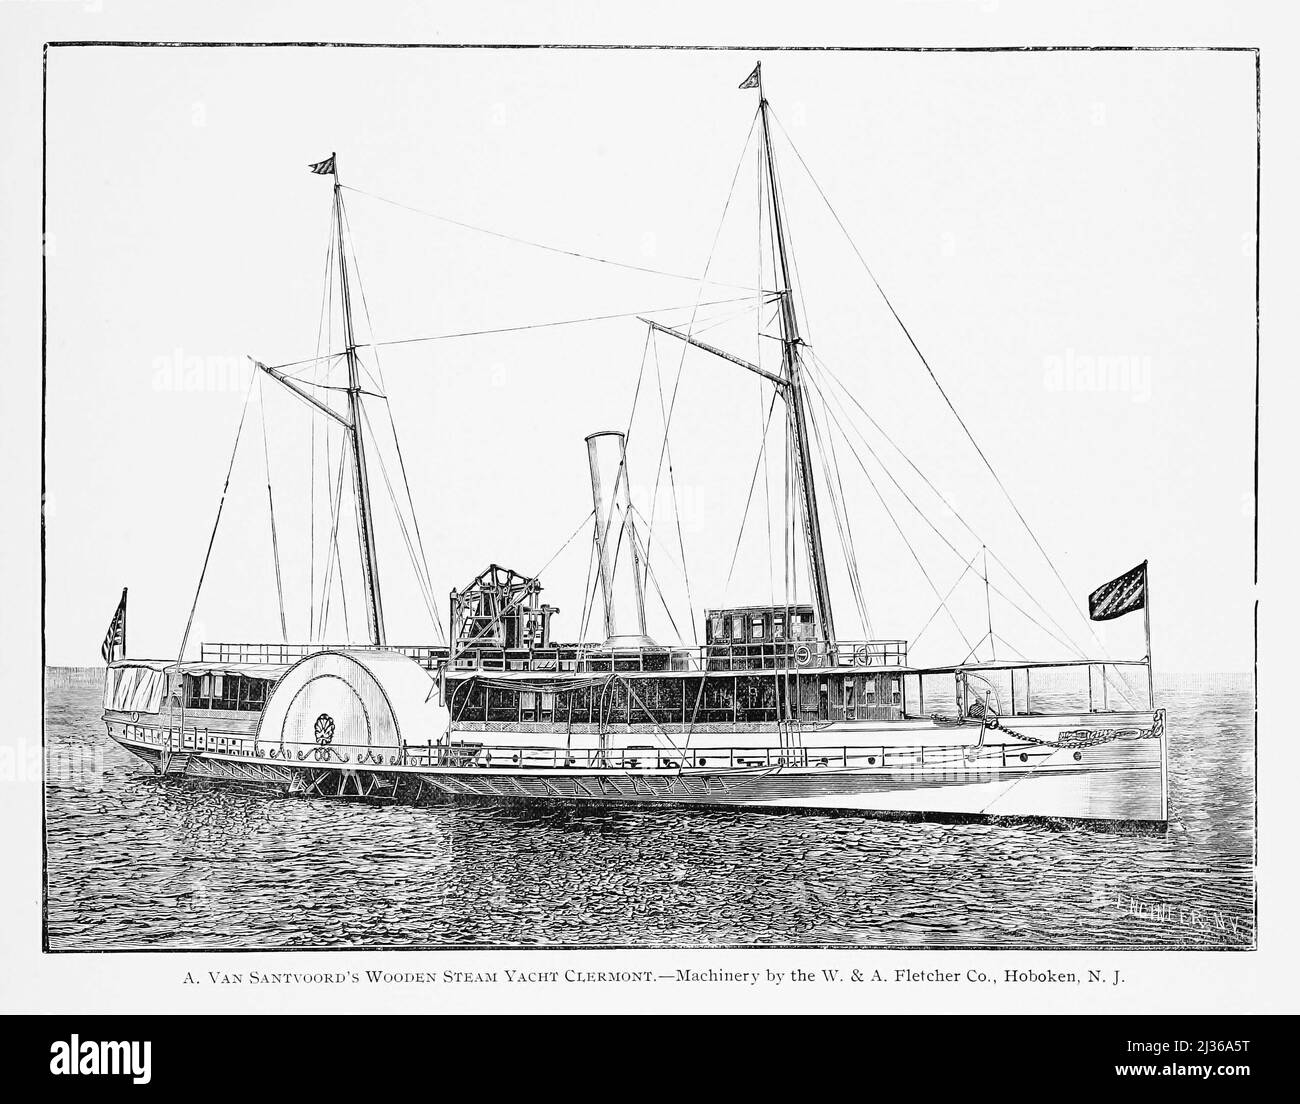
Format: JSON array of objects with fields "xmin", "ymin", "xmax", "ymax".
[{"xmin": 42, "ymin": 45, "xmax": 1256, "ymax": 670}]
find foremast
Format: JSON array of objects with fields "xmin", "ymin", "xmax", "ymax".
[
  {"xmin": 256, "ymin": 152, "xmax": 386, "ymax": 646},
  {"xmin": 329, "ymin": 156, "xmax": 387, "ymax": 647}
]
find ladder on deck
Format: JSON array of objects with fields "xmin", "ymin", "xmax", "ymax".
[{"xmin": 158, "ymin": 749, "xmax": 193, "ymax": 777}]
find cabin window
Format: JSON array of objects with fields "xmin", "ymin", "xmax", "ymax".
[
  {"xmin": 732, "ymin": 615, "xmax": 744, "ymax": 641},
  {"xmin": 185, "ymin": 674, "xmax": 270, "ymax": 712},
  {"xmin": 773, "ymin": 614, "xmax": 785, "ymax": 640},
  {"xmin": 710, "ymin": 615, "xmax": 723, "ymax": 642},
  {"xmin": 864, "ymin": 678, "xmax": 876, "ymax": 696},
  {"xmin": 487, "ymin": 686, "xmax": 518, "ymax": 722},
  {"xmin": 845, "ymin": 679, "xmax": 856, "ymax": 714}
]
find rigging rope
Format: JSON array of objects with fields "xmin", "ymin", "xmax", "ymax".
[
  {"xmin": 341, "ymin": 196, "xmax": 446, "ymax": 643},
  {"xmin": 650, "ymin": 339, "xmax": 697, "ymax": 643},
  {"xmin": 800, "ymin": 367, "xmax": 978, "ymax": 658},
  {"xmin": 802, "ymin": 368, "xmax": 873, "ymax": 638},
  {"xmin": 340, "ymin": 183, "xmax": 763, "ymax": 293},
  {"xmin": 358, "ymin": 402, "xmax": 443, "ymax": 631},
  {"xmin": 578, "ymin": 520, "xmax": 598, "ymax": 644},
  {"xmin": 809, "ymin": 351, "xmax": 1091, "ymax": 659},
  {"xmin": 771, "ymin": 110, "xmax": 1136, "ymax": 704},
  {"xmin": 176, "ymin": 377, "xmax": 255, "ymax": 661},
  {"xmin": 267, "ymin": 296, "xmax": 764, "ymax": 370},
  {"xmin": 908, "ymin": 548, "xmax": 982, "ymax": 651},
  {"xmin": 258, "ymin": 378, "xmax": 288, "ymax": 643},
  {"xmin": 721, "ymin": 389, "xmax": 781, "ymax": 600},
  {"xmin": 318, "ymin": 445, "xmax": 352, "ymax": 640},
  {"xmin": 309, "ymin": 204, "xmax": 337, "ymax": 639},
  {"xmin": 638, "ymin": 109, "xmax": 761, "ymax": 611},
  {"xmin": 811, "ymin": 358, "xmax": 1085, "ymax": 659},
  {"xmin": 630, "ymin": 524, "xmax": 684, "ymax": 642},
  {"xmin": 806, "ymin": 355, "xmax": 1087, "ymax": 659}
]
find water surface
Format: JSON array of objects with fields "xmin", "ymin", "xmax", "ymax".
[{"xmin": 44, "ymin": 674, "xmax": 1254, "ymax": 949}]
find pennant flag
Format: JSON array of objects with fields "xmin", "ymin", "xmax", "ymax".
[
  {"xmin": 738, "ymin": 63, "xmax": 761, "ymax": 90},
  {"xmin": 308, "ymin": 154, "xmax": 336, "ymax": 176},
  {"xmin": 1088, "ymin": 562, "xmax": 1147, "ymax": 622},
  {"xmin": 101, "ymin": 587, "xmax": 127, "ymax": 663}
]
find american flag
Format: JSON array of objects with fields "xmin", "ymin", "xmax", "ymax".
[
  {"xmin": 1088, "ymin": 563, "xmax": 1147, "ymax": 622},
  {"xmin": 101, "ymin": 588, "xmax": 127, "ymax": 662}
]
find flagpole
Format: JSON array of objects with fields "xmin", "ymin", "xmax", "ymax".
[
  {"xmin": 121, "ymin": 587, "xmax": 127, "ymax": 660},
  {"xmin": 1143, "ymin": 559, "xmax": 1154, "ymax": 707}
]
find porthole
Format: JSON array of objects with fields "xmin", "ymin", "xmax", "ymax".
[
  {"xmin": 1073, "ymin": 751, "xmax": 1082, "ymax": 761},
  {"xmin": 1019, "ymin": 753, "xmax": 1028, "ymax": 763},
  {"xmin": 868, "ymin": 756, "xmax": 876, "ymax": 765}
]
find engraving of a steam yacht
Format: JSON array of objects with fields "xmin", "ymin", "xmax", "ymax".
[{"xmin": 102, "ymin": 64, "xmax": 1167, "ymax": 823}]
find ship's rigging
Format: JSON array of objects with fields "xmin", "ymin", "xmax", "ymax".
[{"xmin": 173, "ymin": 63, "xmax": 1146, "ymax": 709}]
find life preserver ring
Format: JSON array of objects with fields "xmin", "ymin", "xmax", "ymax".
[
  {"xmin": 853, "ymin": 645, "xmax": 870, "ymax": 666},
  {"xmin": 794, "ymin": 644, "xmax": 812, "ymax": 667}
]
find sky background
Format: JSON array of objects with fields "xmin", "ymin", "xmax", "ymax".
[{"xmin": 43, "ymin": 45, "xmax": 1256, "ymax": 670}]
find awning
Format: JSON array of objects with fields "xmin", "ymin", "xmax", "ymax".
[
  {"xmin": 168, "ymin": 662, "xmax": 291, "ymax": 680},
  {"xmin": 103, "ymin": 663, "xmax": 170, "ymax": 713}
]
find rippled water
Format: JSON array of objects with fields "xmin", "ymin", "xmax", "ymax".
[{"xmin": 44, "ymin": 674, "xmax": 1254, "ymax": 949}]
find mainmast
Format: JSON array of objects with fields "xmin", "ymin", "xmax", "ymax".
[{"xmin": 750, "ymin": 65, "xmax": 838, "ymax": 651}]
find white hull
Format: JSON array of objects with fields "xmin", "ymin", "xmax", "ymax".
[{"xmin": 107, "ymin": 713, "xmax": 1167, "ymax": 823}]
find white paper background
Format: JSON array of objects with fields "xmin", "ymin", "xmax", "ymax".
[{"xmin": 1, "ymin": 0, "xmax": 1293, "ymax": 1014}]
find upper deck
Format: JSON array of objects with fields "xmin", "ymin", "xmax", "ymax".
[{"xmin": 198, "ymin": 638, "xmax": 909, "ymax": 674}]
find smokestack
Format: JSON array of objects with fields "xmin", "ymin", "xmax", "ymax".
[{"xmin": 585, "ymin": 431, "xmax": 652, "ymax": 648}]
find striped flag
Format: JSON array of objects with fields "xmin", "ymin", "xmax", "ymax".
[
  {"xmin": 308, "ymin": 154, "xmax": 335, "ymax": 176},
  {"xmin": 101, "ymin": 588, "xmax": 127, "ymax": 663},
  {"xmin": 1088, "ymin": 563, "xmax": 1147, "ymax": 622},
  {"xmin": 738, "ymin": 63, "xmax": 761, "ymax": 90}
]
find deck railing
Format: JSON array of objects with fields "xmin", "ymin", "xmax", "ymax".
[
  {"xmin": 394, "ymin": 739, "xmax": 1073, "ymax": 772},
  {"xmin": 125, "ymin": 724, "xmax": 1072, "ymax": 772},
  {"xmin": 199, "ymin": 639, "xmax": 908, "ymax": 673}
]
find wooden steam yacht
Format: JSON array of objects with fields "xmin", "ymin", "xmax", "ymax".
[{"xmin": 102, "ymin": 64, "xmax": 1167, "ymax": 823}]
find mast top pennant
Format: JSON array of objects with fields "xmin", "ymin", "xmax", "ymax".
[
  {"xmin": 738, "ymin": 62, "xmax": 761, "ymax": 90},
  {"xmin": 308, "ymin": 154, "xmax": 336, "ymax": 176}
]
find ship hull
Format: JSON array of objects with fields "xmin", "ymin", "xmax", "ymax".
[{"xmin": 107, "ymin": 721, "xmax": 1166, "ymax": 823}]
